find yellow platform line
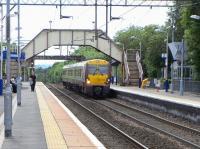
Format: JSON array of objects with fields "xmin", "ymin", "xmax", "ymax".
[{"xmin": 36, "ymin": 85, "xmax": 68, "ymax": 149}]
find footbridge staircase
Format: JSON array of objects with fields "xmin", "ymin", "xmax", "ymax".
[{"xmin": 124, "ymin": 49, "xmax": 143, "ymax": 86}]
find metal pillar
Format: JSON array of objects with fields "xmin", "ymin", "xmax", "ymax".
[
  {"xmin": 171, "ymin": 64, "xmax": 173, "ymax": 93},
  {"xmin": 115, "ymin": 65, "xmax": 117, "ymax": 85},
  {"xmin": 109, "ymin": 0, "xmax": 112, "ymax": 20},
  {"xmin": 4, "ymin": 0, "xmax": 12, "ymax": 137},
  {"xmin": 121, "ymin": 48, "xmax": 125, "ymax": 86},
  {"xmin": 0, "ymin": 5, "xmax": 3, "ymax": 79},
  {"xmin": 171, "ymin": 18, "xmax": 175, "ymax": 94},
  {"xmin": 166, "ymin": 32, "xmax": 168, "ymax": 80},
  {"xmin": 95, "ymin": 0, "xmax": 97, "ymax": 40},
  {"xmin": 179, "ymin": 39, "xmax": 184, "ymax": 96},
  {"xmin": 105, "ymin": 0, "xmax": 108, "ymax": 37},
  {"xmin": 17, "ymin": 0, "xmax": 21, "ymax": 106}
]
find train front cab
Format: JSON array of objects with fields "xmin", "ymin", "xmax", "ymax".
[{"xmin": 84, "ymin": 61, "xmax": 111, "ymax": 97}]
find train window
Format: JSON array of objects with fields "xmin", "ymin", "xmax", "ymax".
[
  {"xmin": 88, "ymin": 65, "xmax": 109, "ymax": 74},
  {"xmin": 78, "ymin": 69, "xmax": 79, "ymax": 76},
  {"xmin": 80, "ymin": 69, "xmax": 83, "ymax": 77},
  {"xmin": 75, "ymin": 69, "xmax": 79, "ymax": 77},
  {"xmin": 68, "ymin": 70, "xmax": 70, "ymax": 76},
  {"xmin": 88, "ymin": 65, "xmax": 97, "ymax": 74},
  {"xmin": 99, "ymin": 65, "xmax": 109, "ymax": 74},
  {"xmin": 68, "ymin": 69, "xmax": 72, "ymax": 76}
]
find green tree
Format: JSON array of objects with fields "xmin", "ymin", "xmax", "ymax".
[
  {"xmin": 72, "ymin": 46, "xmax": 109, "ymax": 60},
  {"xmin": 179, "ymin": 1, "xmax": 200, "ymax": 80},
  {"xmin": 114, "ymin": 26, "xmax": 143, "ymax": 50},
  {"xmin": 167, "ymin": 1, "xmax": 184, "ymax": 42},
  {"xmin": 47, "ymin": 62, "xmax": 65, "ymax": 83},
  {"xmin": 114, "ymin": 25, "xmax": 167, "ymax": 78}
]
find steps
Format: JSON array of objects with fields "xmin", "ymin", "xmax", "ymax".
[{"xmin": 126, "ymin": 50, "xmax": 140, "ymax": 86}]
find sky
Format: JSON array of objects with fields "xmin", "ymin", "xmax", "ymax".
[{"xmin": 6, "ymin": 3, "xmax": 170, "ymax": 66}]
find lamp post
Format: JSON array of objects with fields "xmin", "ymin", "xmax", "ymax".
[
  {"xmin": 17, "ymin": 0, "xmax": 22, "ymax": 106},
  {"xmin": 4, "ymin": 0, "xmax": 12, "ymax": 137},
  {"xmin": 130, "ymin": 36, "xmax": 142, "ymax": 59},
  {"xmin": 155, "ymin": 27, "xmax": 170, "ymax": 77},
  {"xmin": 162, "ymin": 30, "xmax": 170, "ymax": 92}
]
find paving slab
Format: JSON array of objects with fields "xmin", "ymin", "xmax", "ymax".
[{"xmin": 1, "ymin": 83, "xmax": 47, "ymax": 149}]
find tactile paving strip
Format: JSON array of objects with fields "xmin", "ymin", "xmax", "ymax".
[{"xmin": 36, "ymin": 85, "xmax": 68, "ymax": 149}]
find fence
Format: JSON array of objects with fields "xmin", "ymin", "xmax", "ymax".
[{"xmin": 173, "ymin": 79, "xmax": 200, "ymax": 94}]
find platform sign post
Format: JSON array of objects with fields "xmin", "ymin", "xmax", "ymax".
[{"xmin": 4, "ymin": 0, "xmax": 13, "ymax": 137}]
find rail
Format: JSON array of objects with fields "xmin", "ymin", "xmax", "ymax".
[
  {"xmin": 98, "ymin": 99, "xmax": 200, "ymax": 149},
  {"xmin": 48, "ymin": 84, "xmax": 148, "ymax": 149}
]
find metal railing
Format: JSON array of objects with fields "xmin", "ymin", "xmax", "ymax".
[
  {"xmin": 136, "ymin": 51, "xmax": 143, "ymax": 81},
  {"xmin": 124, "ymin": 50, "xmax": 130, "ymax": 84}
]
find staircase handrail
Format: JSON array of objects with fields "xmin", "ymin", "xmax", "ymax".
[
  {"xmin": 124, "ymin": 50, "xmax": 130, "ymax": 84},
  {"xmin": 136, "ymin": 51, "xmax": 143, "ymax": 81}
]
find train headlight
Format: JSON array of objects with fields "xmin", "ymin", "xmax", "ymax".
[
  {"xmin": 87, "ymin": 79, "xmax": 91, "ymax": 84},
  {"xmin": 106, "ymin": 78, "xmax": 110, "ymax": 84}
]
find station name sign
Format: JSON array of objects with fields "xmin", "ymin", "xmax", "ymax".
[{"xmin": 1, "ymin": 51, "xmax": 25, "ymax": 60}]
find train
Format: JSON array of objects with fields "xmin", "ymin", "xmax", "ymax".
[{"xmin": 62, "ymin": 59, "xmax": 111, "ymax": 97}]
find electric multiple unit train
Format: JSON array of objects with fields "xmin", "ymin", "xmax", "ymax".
[{"xmin": 62, "ymin": 59, "xmax": 111, "ymax": 97}]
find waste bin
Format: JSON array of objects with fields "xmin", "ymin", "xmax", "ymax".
[
  {"xmin": 12, "ymin": 83, "xmax": 17, "ymax": 93},
  {"xmin": 0, "ymin": 79, "xmax": 3, "ymax": 95}
]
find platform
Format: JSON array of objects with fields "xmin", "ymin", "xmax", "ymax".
[
  {"xmin": 1, "ymin": 82, "xmax": 105, "ymax": 149},
  {"xmin": 110, "ymin": 84, "xmax": 200, "ymax": 109}
]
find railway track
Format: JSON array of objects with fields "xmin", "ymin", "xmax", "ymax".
[
  {"xmin": 95, "ymin": 99, "xmax": 200, "ymax": 149},
  {"xmin": 109, "ymin": 99, "xmax": 200, "ymax": 135},
  {"xmin": 47, "ymin": 84, "xmax": 148, "ymax": 149},
  {"xmin": 48, "ymin": 84, "xmax": 200, "ymax": 149}
]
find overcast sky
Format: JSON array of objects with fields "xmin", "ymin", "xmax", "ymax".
[{"xmin": 6, "ymin": 4, "xmax": 169, "ymax": 65}]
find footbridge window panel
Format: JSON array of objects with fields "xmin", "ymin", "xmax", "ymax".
[{"xmin": 48, "ymin": 31, "xmax": 59, "ymax": 46}]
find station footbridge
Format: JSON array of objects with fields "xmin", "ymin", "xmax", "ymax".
[
  {"xmin": 22, "ymin": 29, "xmax": 122, "ymax": 63},
  {"xmin": 21, "ymin": 29, "xmax": 141, "ymax": 85}
]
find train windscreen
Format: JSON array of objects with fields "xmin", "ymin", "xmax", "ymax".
[{"xmin": 88, "ymin": 65, "xmax": 109, "ymax": 74}]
